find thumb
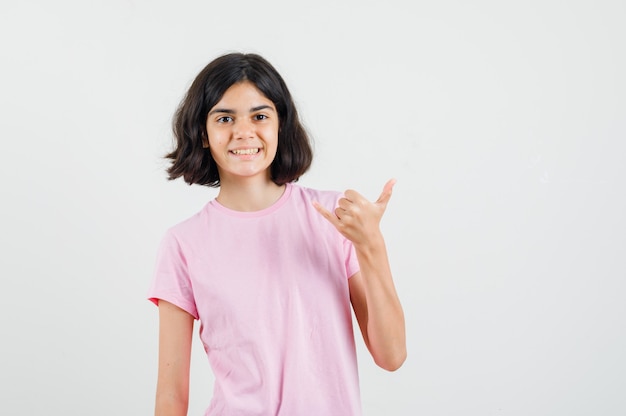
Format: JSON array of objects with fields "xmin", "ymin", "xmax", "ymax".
[{"xmin": 375, "ymin": 178, "xmax": 396, "ymax": 206}]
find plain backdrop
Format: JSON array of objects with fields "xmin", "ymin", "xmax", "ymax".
[{"xmin": 1, "ymin": 0, "xmax": 625, "ymax": 415}]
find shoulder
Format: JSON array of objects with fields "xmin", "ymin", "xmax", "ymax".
[
  {"xmin": 289, "ymin": 183, "xmax": 343, "ymax": 209},
  {"xmin": 161, "ymin": 201, "xmax": 212, "ymax": 243}
]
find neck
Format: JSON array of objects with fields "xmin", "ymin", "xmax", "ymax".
[{"xmin": 216, "ymin": 177, "xmax": 286, "ymax": 212}]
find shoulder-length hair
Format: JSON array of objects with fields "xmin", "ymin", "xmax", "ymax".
[{"xmin": 165, "ymin": 53, "xmax": 313, "ymax": 187}]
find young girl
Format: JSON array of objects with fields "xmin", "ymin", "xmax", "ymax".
[{"xmin": 148, "ymin": 52, "xmax": 406, "ymax": 416}]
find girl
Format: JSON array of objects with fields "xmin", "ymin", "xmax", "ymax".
[{"xmin": 148, "ymin": 52, "xmax": 406, "ymax": 416}]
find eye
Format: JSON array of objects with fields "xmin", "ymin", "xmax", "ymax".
[
  {"xmin": 254, "ymin": 114, "xmax": 268, "ymax": 121},
  {"xmin": 217, "ymin": 116, "xmax": 233, "ymax": 123}
]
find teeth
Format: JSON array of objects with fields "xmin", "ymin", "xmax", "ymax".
[{"xmin": 232, "ymin": 148, "xmax": 259, "ymax": 155}]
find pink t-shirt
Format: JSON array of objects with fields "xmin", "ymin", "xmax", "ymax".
[{"xmin": 148, "ymin": 183, "xmax": 362, "ymax": 415}]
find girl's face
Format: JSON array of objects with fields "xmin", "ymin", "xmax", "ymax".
[{"xmin": 205, "ymin": 81, "xmax": 279, "ymax": 186}]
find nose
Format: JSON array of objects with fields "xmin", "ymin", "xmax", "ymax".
[{"xmin": 233, "ymin": 118, "xmax": 254, "ymax": 139}]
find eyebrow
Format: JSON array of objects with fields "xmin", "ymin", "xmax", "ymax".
[{"xmin": 208, "ymin": 104, "xmax": 275, "ymax": 116}]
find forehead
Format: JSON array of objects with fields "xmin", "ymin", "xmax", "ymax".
[{"xmin": 214, "ymin": 81, "xmax": 274, "ymax": 109}]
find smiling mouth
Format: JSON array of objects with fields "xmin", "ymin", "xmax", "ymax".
[{"xmin": 231, "ymin": 148, "xmax": 260, "ymax": 155}]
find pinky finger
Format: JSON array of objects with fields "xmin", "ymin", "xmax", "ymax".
[{"xmin": 313, "ymin": 201, "xmax": 339, "ymax": 226}]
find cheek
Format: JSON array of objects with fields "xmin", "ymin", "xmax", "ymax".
[
  {"xmin": 263, "ymin": 126, "xmax": 280, "ymax": 146},
  {"xmin": 208, "ymin": 141, "xmax": 225, "ymax": 159},
  {"xmin": 207, "ymin": 131, "xmax": 227, "ymax": 148}
]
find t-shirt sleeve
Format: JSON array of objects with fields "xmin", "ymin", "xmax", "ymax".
[
  {"xmin": 147, "ymin": 229, "xmax": 199, "ymax": 319},
  {"xmin": 343, "ymin": 238, "xmax": 360, "ymax": 279},
  {"xmin": 330, "ymin": 191, "xmax": 360, "ymax": 279}
]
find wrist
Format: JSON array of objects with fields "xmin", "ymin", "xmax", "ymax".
[{"xmin": 353, "ymin": 232, "xmax": 386, "ymax": 257}]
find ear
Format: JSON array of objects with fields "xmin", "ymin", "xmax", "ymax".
[{"xmin": 202, "ymin": 131, "xmax": 209, "ymax": 148}]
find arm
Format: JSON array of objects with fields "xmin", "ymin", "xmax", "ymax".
[
  {"xmin": 155, "ymin": 300, "xmax": 194, "ymax": 416},
  {"xmin": 313, "ymin": 179, "xmax": 406, "ymax": 371}
]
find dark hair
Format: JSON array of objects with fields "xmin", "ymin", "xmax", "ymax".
[{"xmin": 165, "ymin": 53, "xmax": 313, "ymax": 187}]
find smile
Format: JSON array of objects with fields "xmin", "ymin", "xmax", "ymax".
[{"xmin": 231, "ymin": 148, "xmax": 260, "ymax": 155}]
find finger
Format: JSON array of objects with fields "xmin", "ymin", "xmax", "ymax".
[
  {"xmin": 375, "ymin": 178, "xmax": 396, "ymax": 206},
  {"xmin": 312, "ymin": 201, "xmax": 340, "ymax": 227},
  {"xmin": 337, "ymin": 197, "xmax": 354, "ymax": 211},
  {"xmin": 343, "ymin": 189, "xmax": 358, "ymax": 202}
]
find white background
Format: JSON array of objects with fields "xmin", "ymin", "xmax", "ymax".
[{"xmin": 1, "ymin": 0, "xmax": 625, "ymax": 415}]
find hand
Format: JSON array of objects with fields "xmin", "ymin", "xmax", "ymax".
[{"xmin": 313, "ymin": 179, "xmax": 396, "ymax": 247}]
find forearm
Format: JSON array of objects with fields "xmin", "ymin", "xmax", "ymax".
[
  {"xmin": 155, "ymin": 301, "xmax": 193, "ymax": 416},
  {"xmin": 354, "ymin": 234, "xmax": 406, "ymax": 371},
  {"xmin": 155, "ymin": 393, "xmax": 188, "ymax": 416}
]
